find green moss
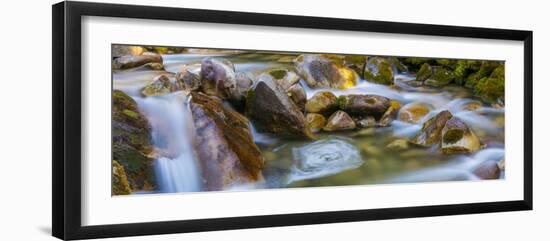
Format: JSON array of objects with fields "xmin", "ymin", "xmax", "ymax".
[
  {"xmin": 122, "ymin": 109, "xmax": 139, "ymax": 119},
  {"xmin": 416, "ymin": 63, "xmax": 432, "ymax": 82},
  {"xmin": 268, "ymin": 69, "xmax": 288, "ymax": 79},
  {"xmin": 443, "ymin": 129, "xmax": 464, "ymax": 143},
  {"xmin": 453, "ymin": 60, "xmax": 480, "ymax": 85},
  {"xmin": 364, "ymin": 57, "xmax": 394, "ymax": 85},
  {"xmin": 337, "ymin": 95, "xmax": 348, "ymax": 110},
  {"xmin": 475, "ymin": 76, "xmax": 504, "ymax": 104},
  {"xmin": 435, "ymin": 59, "xmax": 456, "ymax": 68},
  {"xmin": 424, "ymin": 67, "xmax": 455, "ymax": 87},
  {"xmin": 112, "ymin": 160, "xmax": 132, "ymax": 195}
]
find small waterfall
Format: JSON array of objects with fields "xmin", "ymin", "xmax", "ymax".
[{"xmin": 134, "ymin": 92, "xmax": 202, "ymax": 193}]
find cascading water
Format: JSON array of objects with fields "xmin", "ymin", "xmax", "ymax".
[{"xmin": 134, "ymin": 92, "xmax": 202, "ymax": 193}]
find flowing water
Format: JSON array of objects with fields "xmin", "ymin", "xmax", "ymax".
[{"xmin": 113, "ymin": 52, "xmax": 505, "ymax": 193}]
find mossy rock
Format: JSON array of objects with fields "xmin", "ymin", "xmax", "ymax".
[
  {"xmin": 112, "ymin": 160, "xmax": 132, "ymax": 195},
  {"xmin": 415, "ymin": 63, "xmax": 432, "ymax": 82},
  {"xmin": 364, "ymin": 57, "xmax": 394, "ymax": 85},
  {"xmin": 398, "ymin": 57, "xmax": 433, "ymax": 72},
  {"xmin": 464, "ymin": 61, "xmax": 501, "ymax": 88},
  {"xmin": 474, "ymin": 74, "xmax": 504, "ymax": 104},
  {"xmin": 112, "ymin": 90, "xmax": 155, "ymax": 191},
  {"xmin": 424, "ymin": 66, "xmax": 455, "ymax": 87},
  {"xmin": 453, "ymin": 60, "xmax": 480, "ymax": 85}
]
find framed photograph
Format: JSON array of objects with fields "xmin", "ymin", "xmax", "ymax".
[{"xmin": 52, "ymin": 1, "xmax": 533, "ymax": 240}]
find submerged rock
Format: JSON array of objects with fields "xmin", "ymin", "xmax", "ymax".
[
  {"xmin": 306, "ymin": 113, "xmax": 327, "ymax": 132},
  {"xmin": 112, "ymin": 90, "xmax": 155, "ymax": 191},
  {"xmin": 337, "ymin": 94, "xmax": 391, "ymax": 117},
  {"xmin": 246, "ymin": 75, "xmax": 314, "ymax": 139},
  {"xmin": 189, "ymin": 92, "xmax": 265, "ymax": 190},
  {"xmin": 378, "ymin": 100, "xmax": 401, "ymax": 127},
  {"xmin": 295, "ymin": 54, "xmax": 359, "ymax": 89},
  {"xmin": 441, "ymin": 116, "xmax": 481, "ymax": 154},
  {"xmin": 175, "ymin": 64, "xmax": 201, "ymax": 91},
  {"xmin": 112, "ymin": 160, "xmax": 132, "ymax": 195},
  {"xmin": 424, "ymin": 66, "xmax": 455, "ymax": 87},
  {"xmin": 398, "ymin": 102, "xmax": 431, "ymax": 123},
  {"xmin": 113, "ymin": 53, "xmax": 163, "ymax": 70},
  {"xmin": 323, "ymin": 110, "xmax": 356, "ymax": 131},
  {"xmin": 200, "ymin": 57, "xmax": 237, "ymax": 99},
  {"xmin": 305, "ymin": 91, "xmax": 338, "ymax": 114},
  {"xmin": 364, "ymin": 57, "xmax": 394, "ymax": 85},
  {"xmin": 141, "ymin": 74, "xmax": 175, "ymax": 96},
  {"xmin": 387, "ymin": 139, "xmax": 409, "ymax": 150},
  {"xmin": 410, "ymin": 110, "xmax": 453, "ymax": 146}
]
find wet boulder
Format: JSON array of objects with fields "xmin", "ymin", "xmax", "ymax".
[
  {"xmin": 441, "ymin": 116, "xmax": 481, "ymax": 154},
  {"xmin": 112, "ymin": 45, "xmax": 146, "ymax": 58},
  {"xmin": 410, "ymin": 110, "xmax": 453, "ymax": 146},
  {"xmin": 112, "ymin": 160, "xmax": 132, "ymax": 195},
  {"xmin": 229, "ymin": 72, "xmax": 254, "ymax": 110},
  {"xmin": 464, "ymin": 61, "xmax": 501, "ymax": 88},
  {"xmin": 175, "ymin": 64, "xmax": 201, "ymax": 91},
  {"xmin": 305, "ymin": 91, "xmax": 338, "ymax": 115},
  {"xmin": 415, "ymin": 63, "xmax": 432, "ymax": 82},
  {"xmin": 363, "ymin": 57, "xmax": 394, "ymax": 85},
  {"xmin": 343, "ymin": 55, "xmax": 367, "ymax": 75},
  {"xmin": 473, "ymin": 161, "xmax": 500, "ymax": 179},
  {"xmin": 189, "ymin": 92, "xmax": 265, "ymax": 190},
  {"xmin": 323, "ymin": 110, "xmax": 356, "ymax": 131},
  {"xmin": 337, "ymin": 94, "xmax": 391, "ymax": 117},
  {"xmin": 263, "ymin": 69, "xmax": 306, "ymax": 111},
  {"xmin": 200, "ymin": 57, "xmax": 237, "ymax": 99},
  {"xmin": 378, "ymin": 100, "xmax": 402, "ymax": 127},
  {"xmin": 294, "ymin": 54, "xmax": 359, "ymax": 89},
  {"xmin": 113, "ymin": 53, "xmax": 163, "ymax": 70},
  {"xmin": 112, "ymin": 90, "xmax": 156, "ymax": 191},
  {"xmin": 266, "ymin": 68, "xmax": 301, "ymax": 90},
  {"xmin": 474, "ymin": 64, "xmax": 505, "ymax": 104},
  {"xmin": 399, "ymin": 57, "xmax": 433, "ymax": 72},
  {"xmin": 356, "ymin": 116, "xmax": 376, "ymax": 128},
  {"xmin": 141, "ymin": 74, "xmax": 175, "ymax": 96},
  {"xmin": 306, "ymin": 113, "xmax": 327, "ymax": 133},
  {"xmin": 246, "ymin": 75, "xmax": 314, "ymax": 139},
  {"xmin": 424, "ymin": 66, "xmax": 455, "ymax": 87},
  {"xmin": 398, "ymin": 102, "xmax": 431, "ymax": 123}
]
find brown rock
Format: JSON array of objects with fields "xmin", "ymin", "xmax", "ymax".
[{"xmin": 190, "ymin": 92, "xmax": 265, "ymax": 190}]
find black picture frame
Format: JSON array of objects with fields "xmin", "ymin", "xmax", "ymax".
[{"xmin": 52, "ymin": 1, "xmax": 533, "ymax": 240}]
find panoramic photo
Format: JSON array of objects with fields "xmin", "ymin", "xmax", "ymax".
[{"xmin": 111, "ymin": 45, "xmax": 505, "ymax": 195}]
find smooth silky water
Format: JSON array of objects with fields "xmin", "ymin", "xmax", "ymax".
[{"xmin": 112, "ymin": 52, "xmax": 505, "ymax": 193}]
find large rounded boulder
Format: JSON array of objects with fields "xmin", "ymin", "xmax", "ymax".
[{"xmin": 295, "ymin": 54, "xmax": 359, "ymax": 89}]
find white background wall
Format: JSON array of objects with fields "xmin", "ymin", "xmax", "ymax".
[{"xmin": 0, "ymin": 0, "xmax": 547, "ymax": 240}]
